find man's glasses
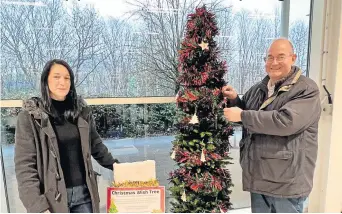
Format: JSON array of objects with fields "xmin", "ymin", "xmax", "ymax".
[{"xmin": 264, "ymin": 54, "xmax": 292, "ymax": 63}]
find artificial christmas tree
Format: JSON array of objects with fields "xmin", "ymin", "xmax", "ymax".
[{"xmin": 169, "ymin": 5, "xmax": 234, "ymax": 213}]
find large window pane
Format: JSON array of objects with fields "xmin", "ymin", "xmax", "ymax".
[
  {"xmin": 1, "ymin": 104, "xmax": 243, "ymax": 212},
  {"xmin": 289, "ymin": 0, "xmax": 311, "ymax": 76},
  {"xmin": 1, "ymin": 0, "xmax": 311, "ymax": 98},
  {"xmin": 1, "ymin": 0, "xmax": 311, "ymax": 212}
]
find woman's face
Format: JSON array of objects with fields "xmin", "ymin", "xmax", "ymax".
[{"xmin": 47, "ymin": 64, "xmax": 71, "ymax": 101}]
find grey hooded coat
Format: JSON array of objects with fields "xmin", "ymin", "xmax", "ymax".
[{"xmin": 14, "ymin": 97, "xmax": 116, "ymax": 213}]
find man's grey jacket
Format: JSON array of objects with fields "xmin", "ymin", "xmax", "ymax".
[{"xmin": 229, "ymin": 66, "xmax": 321, "ymax": 198}]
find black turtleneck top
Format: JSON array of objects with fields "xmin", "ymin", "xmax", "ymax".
[{"xmin": 51, "ymin": 99, "xmax": 86, "ymax": 188}]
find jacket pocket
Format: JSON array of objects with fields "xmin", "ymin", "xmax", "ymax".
[{"xmin": 259, "ymin": 150, "xmax": 296, "ymax": 183}]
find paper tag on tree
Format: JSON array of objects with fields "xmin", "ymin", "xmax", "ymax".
[
  {"xmin": 200, "ymin": 149, "xmax": 206, "ymax": 162},
  {"xmin": 189, "ymin": 114, "xmax": 199, "ymax": 124},
  {"xmin": 181, "ymin": 190, "xmax": 187, "ymax": 202},
  {"xmin": 170, "ymin": 150, "xmax": 176, "ymax": 159}
]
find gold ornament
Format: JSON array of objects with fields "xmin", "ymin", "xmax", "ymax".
[
  {"xmin": 199, "ymin": 41, "xmax": 209, "ymax": 50},
  {"xmin": 171, "ymin": 150, "xmax": 176, "ymax": 159},
  {"xmin": 181, "ymin": 190, "xmax": 187, "ymax": 202},
  {"xmin": 200, "ymin": 149, "xmax": 206, "ymax": 162}
]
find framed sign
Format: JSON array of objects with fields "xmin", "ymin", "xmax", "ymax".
[{"xmin": 107, "ymin": 186, "xmax": 165, "ymax": 213}]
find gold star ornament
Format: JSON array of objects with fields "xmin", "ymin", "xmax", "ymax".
[{"xmin": 199, "ymin": 41, "xmax": 209, "ymax": 50}]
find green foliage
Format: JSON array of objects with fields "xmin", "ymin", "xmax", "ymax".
[
  {"xmin": 90, "ymin": 103, "xmax": 177, "ymax": 139},
  {"xmin": 1, "ymin": 103, "xmax": 177, "ymax": 145},
  {"xmin": 1, "ymin": 108, "xmax": 21, "ymax": 144},
  {"xmin": 148, "ymin": 103, "xmax": 177, "ymax": 135}
]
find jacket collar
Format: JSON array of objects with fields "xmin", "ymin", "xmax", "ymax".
[
  {"xmin": 259, "ymin": 66, "xmax": 301, "ymax": 92},
  {"xmin": 23, "ymin": 96, "xmax": 88, "ymax": 130},
  {"xmin": 23, "ymin": 97, "xmax": 45, "ymax": 120}
]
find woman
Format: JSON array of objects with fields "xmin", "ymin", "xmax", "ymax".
[{"xmin": 14, "ymin": 59, "xmax": 118, "ymax": 213}]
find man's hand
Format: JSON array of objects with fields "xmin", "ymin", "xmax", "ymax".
[
  {"xmin": 222, "ymin": 85, "xmax": 238, "ymax": 100},
  {"xmin": 224, "ymin": 107, "xmax": 243, "ymax": 122}
]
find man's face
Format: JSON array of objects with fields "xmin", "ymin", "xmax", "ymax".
[{"xmin": 265, "ymin": 41, "xmax": 297, "ymax": 81}]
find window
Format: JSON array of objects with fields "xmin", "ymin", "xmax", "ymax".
[{"xmin": 0, "ymin": 0, "xmax": 311, "ymax": 212}]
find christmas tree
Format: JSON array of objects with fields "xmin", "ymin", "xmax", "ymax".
[
  {"xmin": 108, "ymin": 199, "xmax": 118, "ymax": 213},
  {"xmin": 169, "ymin": 5, "xmax": 234, "ymax": 213}
]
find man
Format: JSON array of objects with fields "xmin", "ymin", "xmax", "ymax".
[{"xmin": 222, "ymin": 38, "xmax": 321, "ymax": 213}]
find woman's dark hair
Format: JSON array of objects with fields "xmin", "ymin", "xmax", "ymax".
[{"xmin": 41, "ymin": 59, "xmax": 81, "ymax": 122}]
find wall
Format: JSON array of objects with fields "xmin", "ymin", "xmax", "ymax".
[{"xmin": 308, "ymin": 0, "xmax": 342, "ymax": 212}]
